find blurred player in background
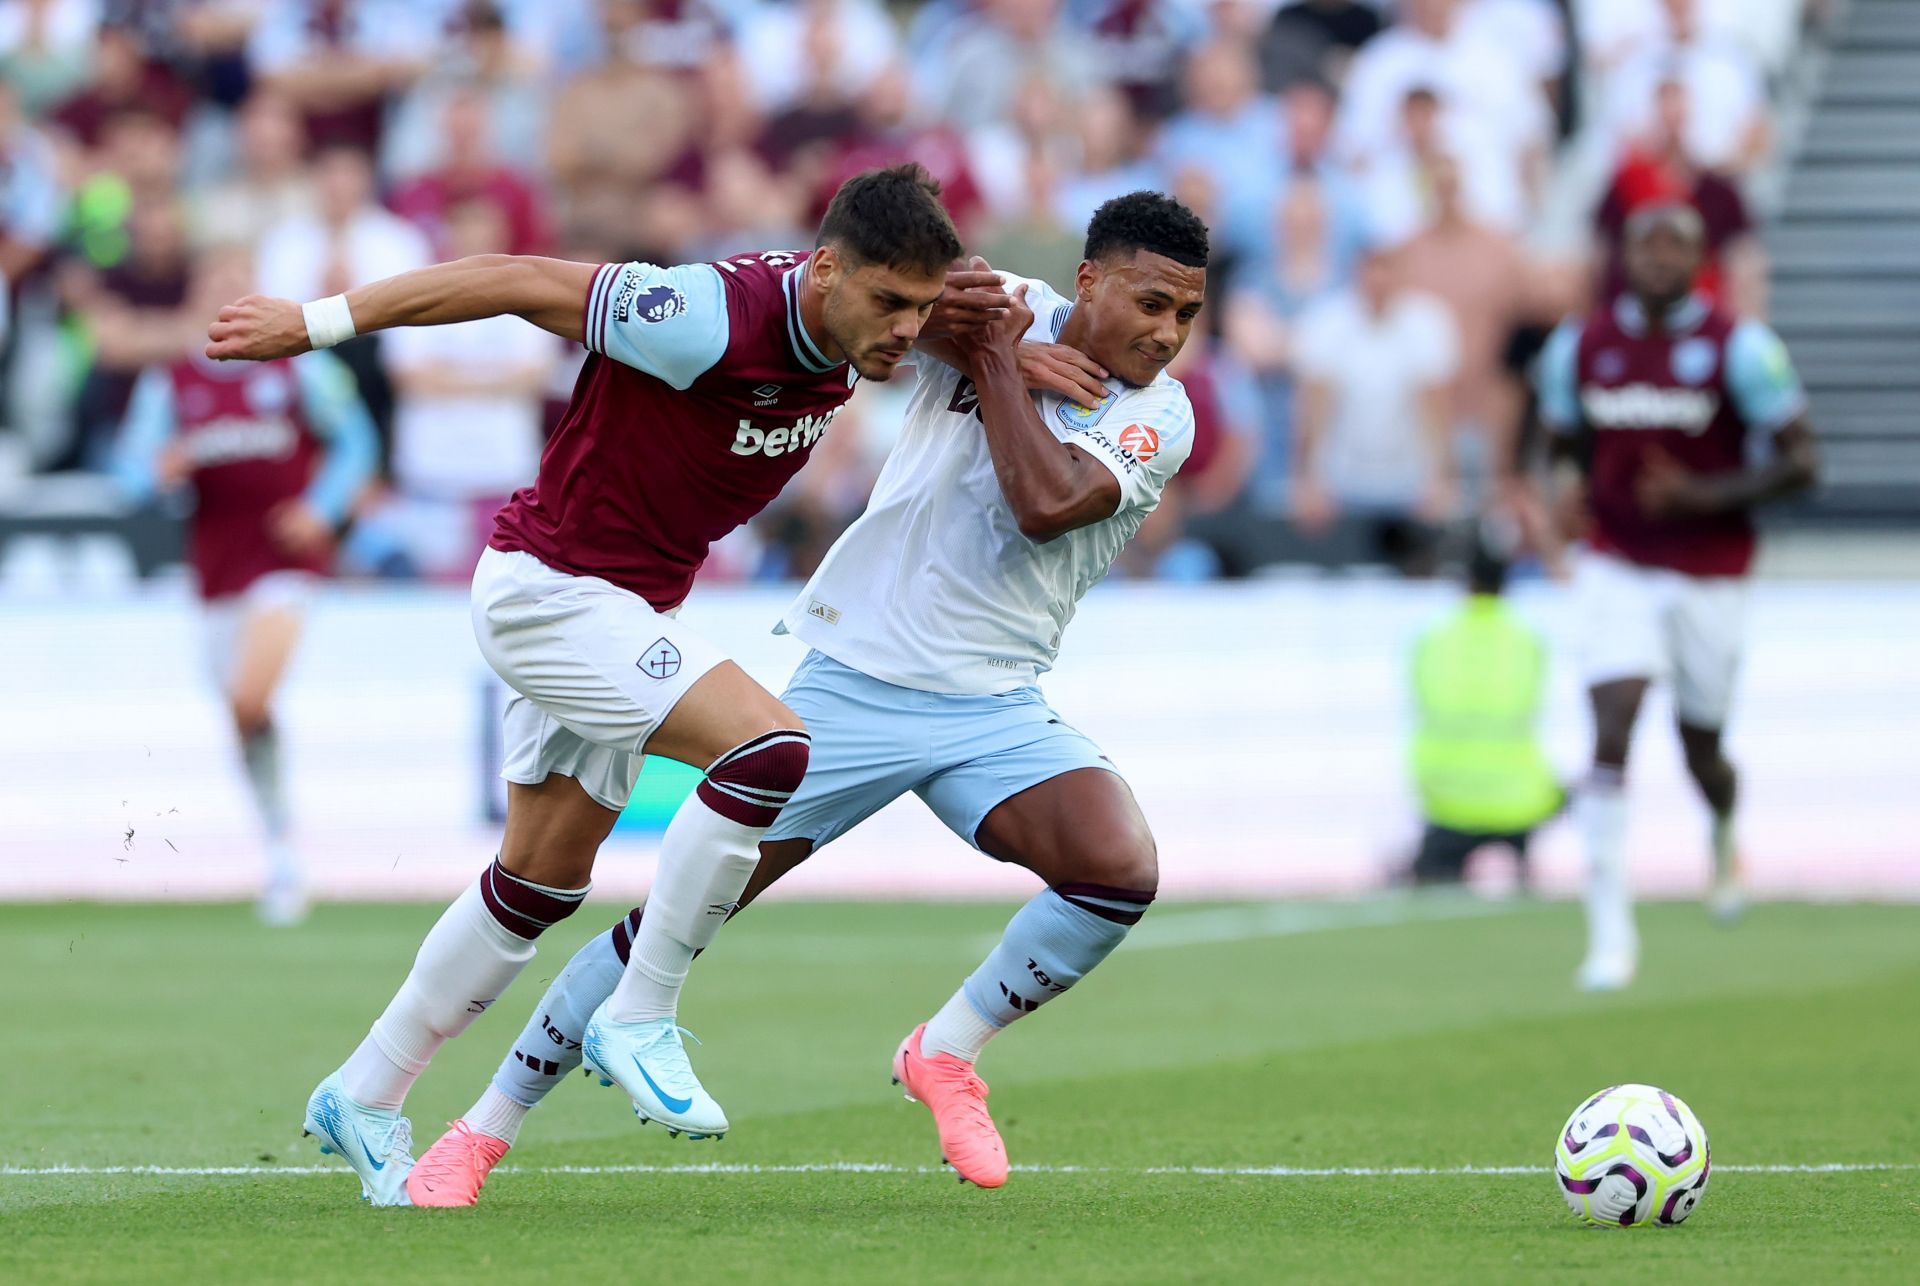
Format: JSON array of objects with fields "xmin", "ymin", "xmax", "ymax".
[
  {"xmin": 114, "ymin": 246, "xmax": 378, "ymax": 925},
  {"xmin": 1537, "ymin": 204, "xmax": 1818, "ymax": 991},
  {"xmin": 203, "ymin": 164, "xmax": 1116, "ymax": 1206},
  {"xmin": 409, "ymin": 192, "xmax": 1208, "ymax": 1202},
  {"xmin": 1403, "ymin": 523, "xmax": 1561, "ymax": 889}
]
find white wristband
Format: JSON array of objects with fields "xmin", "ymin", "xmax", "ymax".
[{"xmin": 302, "ymin": 294, "xmax": 357, "ymax": 350}]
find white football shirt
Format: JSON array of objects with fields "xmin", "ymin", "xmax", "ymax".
[{"xmin": 780, "ymin": 275, "xmax": 1196, "ymax": 694}]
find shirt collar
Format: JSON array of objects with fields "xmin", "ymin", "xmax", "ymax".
[
  {"xmin": 781, "ymin": 262, "xmax": 842, "ymax": 374},
  {"xmin": 1614, "ymin": 291, "xmax": 1710, "ymax": 337}
]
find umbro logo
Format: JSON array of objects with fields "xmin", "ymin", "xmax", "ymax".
[
  {"xmin": 753, "ymin": 384, "xmax": 782, "ymax": 406},
  {"xmin": 708, "ymin": 900, "xmax": 742, "ymax": 916}
]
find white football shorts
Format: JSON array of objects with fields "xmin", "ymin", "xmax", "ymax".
[
  {"xmin": 471, "ymin": 547, "xmax": 728, "ymax": 811},
  {"xmin": 1573, "ymin": 549, "xmax": 1749, "ymax": 728},
  {"xmin": 202, "ymin": 569, "xmax": 316, "ymax": 690}
]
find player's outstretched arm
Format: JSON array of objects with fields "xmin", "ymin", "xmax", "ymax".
[
  {"xmin": 955, "ymin": 284, "xmax": 1122, "ymax": 542},
  {"xmin": 206, "ymin": 255, "xmax": 598, "ymax": 361}
]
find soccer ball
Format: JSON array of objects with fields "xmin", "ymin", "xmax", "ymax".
[{"xmin": 1554, "ymin": 1084, "xmax": 1711, "ymax": 1227}]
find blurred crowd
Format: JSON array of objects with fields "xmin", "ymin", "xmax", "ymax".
[{"xmin": 0, "ymin": 0, "xmax": 1808, "ymax": 584}]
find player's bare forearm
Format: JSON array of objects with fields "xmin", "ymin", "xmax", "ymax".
[
  {"xmin": 972, "ymin": 345, "xmax": 1120, "ymax": 541},
  {"xmin": 1675, "ymin": 420, "xmax": 1820, "ymax": 515},
  {"xmin": 346, "ymin": 256, "xmax": 596, "ymax": 341},
  {"xmin": 207, "ymin": 255, "xmax": 597, "ymax": 361}
]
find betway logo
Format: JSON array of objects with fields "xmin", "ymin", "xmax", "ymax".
[
  {"xmin": 729, "ymin": 408, "xmax": 839, "ymax": 458},
  {"xmin": 1581, "ymin": 384, "xmax": 1719, "ymax": 434},
  {"xmin": 185, "ymin": 416, "xmax": 298, "ymax": 466}
]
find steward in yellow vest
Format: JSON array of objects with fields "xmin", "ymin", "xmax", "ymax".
[{"xmin": 1408, "ymin": 546, "xmax": 1564, "ymax": 884}]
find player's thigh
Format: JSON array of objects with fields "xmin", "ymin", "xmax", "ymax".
[
  {"xmin": 1574, "ymin": 550, "xmax": 1664, "ymax": 689},
  {"xmin": 919, "ymin": 700, "xmax": 1155, "ymax": 890},
  {"xmin": 499, "ymin": 773, "xmax": 620, "ymax": 888},
  {"xmin": 649, "ymin": 661, "xmax": 802, "ymax": 770},
  {"xmin": 471, "ymin": 548, "xmax": 734, "ymax": 764},
  {"xmin": 760, "ymin": 650, "xmax": 930, "ymax": 852},
  {"xmin": 227, "ymin": 604, "xmax": 303, "ymax": 724},
  {"xmin": 1666, "ymin": 576, "xmax": 1748, "ymax": 729}
]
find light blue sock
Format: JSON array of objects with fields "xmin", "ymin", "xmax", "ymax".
[
  {"xmin": 924, "ymin": 885, "xmax": 1153, "ymax": 1061},
  {"xmin": 487, "ymin": 912, "xmax": 632, "ymax": 1108}
]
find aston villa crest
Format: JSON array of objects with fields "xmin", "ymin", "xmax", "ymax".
[{"xmin": 1056, "ymin": 390, "xmax": 1117, "ymax": 430}]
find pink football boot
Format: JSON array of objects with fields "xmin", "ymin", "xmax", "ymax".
[
  {"xmin": 891, "ymin": 1023, "xmax": 1009, "ymax": 1188},
  {"xmin": 406, "ymin": 1120, "xmax": 511, "ymax": 1207}
]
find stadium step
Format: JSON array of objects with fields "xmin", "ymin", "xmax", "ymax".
[{"xmin": 1772, "ymin": 1, "xmax": 1920, "ymax": 520}]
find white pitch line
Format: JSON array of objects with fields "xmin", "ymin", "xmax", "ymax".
[
  {"xmin": 3, "ymin": 1162, "xmax": 1914, "ymax": 1179},
  {"xmin": 1118, "ymin": 895, "xmax": 1518, "ymax": 953}
]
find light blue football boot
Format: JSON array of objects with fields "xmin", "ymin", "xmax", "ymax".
[
  {"xmin": 580, "ymin": 1007, "xmax": 729, "ymax": 1139},
  {"xmin": 302, "ymin": 1071, "xmax": 416, "ymax": 1206}
]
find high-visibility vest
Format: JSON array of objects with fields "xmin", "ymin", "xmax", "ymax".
[{"xmin": 1410, "ymin": 595, "xmax": 1562, "ymax": 832}]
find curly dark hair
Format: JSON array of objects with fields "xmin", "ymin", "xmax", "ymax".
[
  {"xmin": 1083, "ymin": 191, "xmax": 1210, "ymax": 268},
  {"xmin": 816, "ymin": 163, "xmax": 963, "ymax": 277}
]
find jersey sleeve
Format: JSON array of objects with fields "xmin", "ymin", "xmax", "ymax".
[
  {"xmin": 1067, "ymin": 383, "xmax": 1197, "ymax": 514},
  {"xmin": 583, "ymin": 261, "xmax": 731, "ymax": 390},
  {"xmin": 1725, "ymin": 320, "xmax": 1808, "ymax": 434},
  {"xmin": 294, "ymin": 354, "xmax": 380, "ymax": 523},
  {"xmin": 111, "ymin": 368, "xmax": 178, "ymax": 503},
  {"xmin": 997, "ymin": 272, "xmax": 1075, "ymax": 342},
  {"xmin": 1534, "ymin": 319, "xmax": 1585, "ymax": 434}
]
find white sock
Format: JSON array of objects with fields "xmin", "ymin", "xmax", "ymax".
[
  {"xmin": 603, "ymin": 800, "xmax": 760, "ymax": 1022},
  {"xmin": 921, "ymin": 988, "xmax": 1002, "ymax": 1064},
  {"xmin": 338, "ymin": 882, "xmax": 537, "ymax": 1110},
  {"xmin": 465, "ymin": 1084, "xmax": 530, "ymax": 1146},
  {"xmin": 1579, "ymin": 769, "xmax": 1637, "ymax": 963},
  {"xmin": 1710, "ymin": 812, "xmax": 1737, "ymax": 879}
]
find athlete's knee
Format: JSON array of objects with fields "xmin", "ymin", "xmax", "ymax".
[
  {"xmin": 229, "ymin": 693, "xmax": 272, "ymax": 739},
  {"xmin": 1677, "ymin": 722, "xmax": 1729, "ymax": 772},
  {"xmin": 696, "ymin": 728, "xmax": 812, "ymax": 827},
  {"xmin": 1061, "ymin": 822, "xmax": 1158, "ymax": 899}
]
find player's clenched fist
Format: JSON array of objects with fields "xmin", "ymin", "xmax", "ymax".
[
  {"xmin": 206, "ymin": 295, "xmax": 311, "ymax": 362},
  {"xmin": 948, "ymin": 282, "xmax": 1034, "ymax": 375}
]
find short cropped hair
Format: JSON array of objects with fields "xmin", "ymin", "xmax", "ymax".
[
  {"xmin": 816, "ymin": 163, "xmax": 963, "ymax": 278},
  {"xmin": 1083, "ymin": 191, "xmax": 1211, "ymax": 268}
]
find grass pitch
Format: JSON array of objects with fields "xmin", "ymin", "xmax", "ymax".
[{"xmin": 2, "ymin": 898, "xmax": 1916, "ymax": 1283}]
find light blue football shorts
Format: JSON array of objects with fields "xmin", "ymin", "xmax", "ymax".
[{"xmin": 764, "ymin": 649, "xmax": 1120, "ymax": 851}]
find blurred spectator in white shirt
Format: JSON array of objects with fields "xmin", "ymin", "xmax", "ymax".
[
  {"xmin": 187, "ymin": 92, "xmax": 318, "ymax": 250},
  {"xmin": 376, "ymin": 195, "xmax": 556, "ymax": 579},
  {"xmin": 382, "ymin": 1, "xmax": 549, "ymax": 183},
  {"xmin": 738, "ymin": 0, "xmax": 899, "ymax": 118},
  {"xmin": 1291, "ymin": 244, "xmax": 1459, "ymax": 571},
  {"xmin": 1362, "ymin": 84, "xmax": 1527, "ymax": 243},
  {"xmin": 1602, "ymin": 0, "xmax": 1769, "ymax": 174},
  {"xmin": 256, "ymin": 144, "xmax": 430, "ymax": 303},
  {"xmin": 920, "ymin": 0, "xmax": 1098, "ymax": 129},
  {"xmin": 248, "ymin": 0, "xmax": 436, "ymax": 153},
  {"xmin": 1335, "ymin": 0, "xmax": 1549, "ymax": 218},
  {"xmin": 1457, "ymin": 0, "xmax": 1567, "ymax": 105},
  {"xmin": 257, "ymin": 144, "xmax": 431, "ymax": 460}
]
